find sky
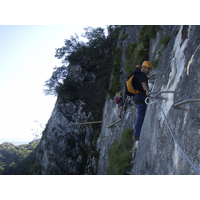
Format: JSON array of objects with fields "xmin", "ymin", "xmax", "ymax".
[{"xmin": 0, "ymin": 25, "xmax": 107, "ymax": 143}]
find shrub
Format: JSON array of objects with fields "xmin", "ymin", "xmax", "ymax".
[
  {"xmin": 125, "ymin": 42, "xmax": 147, "ymax": 74},
  {"xmin": 151, "ymin": 50, "xmax": 163, "ymax": 69},
  {"xmin": 108, "ymin": 47, "xmax": 123, "ymax": 98},
  {"xmin": 139, "ymin": 25, "xmax": 159, "ymax": 42},
  {"xmin": 159, "ymin": 34, "xmax": 171, "ymax": 48},
  {"xmin": 120, "ymin": 33, "xmax": 128, "ymax": 41},
  {"xmin": 125, "ymin": 42, "xmax": 137, "ymax": 61},
  {"xmin": 56, "ymin": 74, "xmax": 80, "ymax": 103},
  {"xmin": 125, "ymin": 25, "xmax": 160, "ymax": 74},
  {"xmin": 106, "ymin": 128, "xmax": 134, "ymax": 175}
]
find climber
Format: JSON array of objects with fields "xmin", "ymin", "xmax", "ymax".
[
  {"xmin": 132, "ymin": 61, "xmax": 153, "ymax": 141},
  {"xmin": 116, "ymin": 92, "xmax": 124, "ymax": 118}
]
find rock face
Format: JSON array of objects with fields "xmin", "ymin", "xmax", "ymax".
[
  {"xmin": 33, "ymin": 25, "xmax": 200, "ymax": 175},
  {"xmin": 96, "ymin": 26, "xmax": 142, "ymax": 174},
  {"xmin": 33, "ymin": 65, "xmax": 100, "ymax": 175},
  {"xmin": 33, "ymin": 98, "xmax": 100, "ymax": 175},
  {"xmin": 131, "ymin": 25, "xmax": 200, "ymax": 175},
  {"xmin": 97, "ymin": 25, "xmax": 200, "ymax": 175}
]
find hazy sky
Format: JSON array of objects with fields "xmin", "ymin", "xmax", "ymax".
[{"xmin": 0, "ymin": 25, "xmax": 106, "ymax": 143}]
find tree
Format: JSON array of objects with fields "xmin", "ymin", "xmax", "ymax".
[
  {"xmin": 44, "ymin": 26, "xmax": 120, "ymax": 116},
  {"xmin": 43, "ymin": 65, "xmax": 68, "ymax": 96},
  {"xmin": 56, "ymin": 74, "xmax": 80, "ymax": 103},
  {"xmin": 0, "ymin": 140, "xmax": 39, "ymax": 175}
]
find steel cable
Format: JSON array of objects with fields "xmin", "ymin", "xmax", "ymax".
[
  {"xmin": 156, "ymin": 99, "xmax": 200, "ymax": 175},
  {"xmin": 145, "ymin": 94, "xmax": 200, "ymax": 175}
]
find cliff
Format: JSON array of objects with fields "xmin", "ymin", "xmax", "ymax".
[
  {"xmin": 32, "ymin": 66, "xmax": 102, "ymax": 174},
  {"xmin": 33, "ymin": 25, "xmax": 200, "ymax": 175},
  {"xmin": 131, "ymin": 25, "xmax": 200, "ymax": 175}
]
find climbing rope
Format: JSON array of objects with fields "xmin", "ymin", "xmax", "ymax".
[{"xmin": 145, "ymin": 92, "xmax": 200, "ymax": 175}]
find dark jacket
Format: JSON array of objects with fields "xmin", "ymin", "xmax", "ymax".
[{"xmin": 133, "ymin": 72, "xmax": 148, "ymax": 105}]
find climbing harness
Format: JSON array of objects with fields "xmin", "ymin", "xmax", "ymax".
[{"xmin": 145, "ymin": 91, "xmax": 200, "ymax": 175}]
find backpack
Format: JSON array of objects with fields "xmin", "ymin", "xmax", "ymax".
[
  {"xmin": 116, "ymin": 96, "xmax": 121, "ymax": 104},
  {"xmin": 125, "ymin": 70, "xmax": 141, "ymax": 96}
]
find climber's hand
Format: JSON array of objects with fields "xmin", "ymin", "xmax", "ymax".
[{"xmin": 146, "ymin": 90, "xmax": 151, "ymax": 96}]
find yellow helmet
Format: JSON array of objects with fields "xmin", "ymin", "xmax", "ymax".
[
  {"xmin": 142, "ymin": 61, "xmax": 152, "ymax": 69},
  {"xmin": 118, "ymin": 92, "xmax": 122, "ymax": 95}
]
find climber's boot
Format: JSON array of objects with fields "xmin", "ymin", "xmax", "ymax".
[{"xmin": 133, "ymin": 136, "xmax": 139, "ymax": 142}]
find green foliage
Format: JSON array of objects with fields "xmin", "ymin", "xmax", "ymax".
[
  {"xmin": 0, "ymin": 141, "xmax": 39, "ymax": 175},
  {"xmin": 151, "ymin": 50, "xmax": 163, "ymax": 69},
  {"xmin": 139, "ymin": 25, "xmax": 159, "ymax": 41},
  {"xmin": 106, "ymin": 128, "xmax": 133, "ymax": 175},
  {"xmin": 124, "ymin": 42, "xmax": 137, "ymax": 74},
  {"xmin": 31, "ymin": 163, "xmax": 44, "ymax": 174},
  {"xmin": 120, "ymin": 33, "xmax": 128, "ymax": 41},
  {"xmin": 159, "ymin": 34, "xmax": 171, "ymax": 48},
  {"xmin": 43, "ymin": 66, "xmax": 68, "ymax": 96},
  {"xmin": 45, "ymin": 26, "xmax": 120, "ymax": 121},
  {"xmin": 125, "ymin": 25, "xmax": 160, "ymax": 73},
  {"xmin": 125, "ymin": 42, "xmax": 137, "ymax": 60},
  {"xmin": 108, "ymin": 47, "xmax": 123, "ymax": 98},
  {"xmin": 137, "ymin": 25, "xmax": 159, "ymax": 62},
  {"xmin": 56, "ymin": 74, "xmax": 80, "ymax": 103}
]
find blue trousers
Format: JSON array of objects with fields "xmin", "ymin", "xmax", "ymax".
[{"xmin": 133, "ymin": 95, "xmax": 147, "ymax": 137}]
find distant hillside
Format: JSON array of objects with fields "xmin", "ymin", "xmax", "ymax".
[
  {"xmin": 0, "ymin": 138, "xmax": 31, "ymax": 146},
  {"xmin": 0, "ymin": 140, "xmax": 39, "ymax": 175}
]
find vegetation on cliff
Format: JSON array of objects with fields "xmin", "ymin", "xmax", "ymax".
[
  {"xmin": 106, "ymin": 128, "xmax": 133, "ymax": 175},
  {"xmin": 108, "ymin": 46, "xmax": 123, "ymax": 98},
  {"xmin": 44, "ymin": 25, "xmax": 120, "ymax": 121},
  {"xmin": 34, "ymin": 26, "xmax": 122, "ymax": 175},
  {"xmin": 42, "ymin": 25, "xmax": 162, "ymax": 175},
  {"xmin": 125, "ymin": 25, "xmax": 159, "ymax": 74},
  {"xmin": 0, "ymin": 140, "xmax": 39, "ymax": 175}
]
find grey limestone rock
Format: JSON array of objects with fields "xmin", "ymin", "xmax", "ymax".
[{"xmin": 33, "ymin": 25, "xmax": 200, "ymax": 175}]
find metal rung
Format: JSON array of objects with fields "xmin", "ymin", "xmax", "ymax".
[
  {"xmin": 144, "ymin": 91, "xmax": 200, "ymax": 174},
  {"xmin": 62, "ymin": 121, "xmax": 103, "ymax": 126},
  {"xmin": 107, "ymin": 118, "xmax": 122, "ymax": 128},
  {"xmin": 148, "ymin": 76, "xmax": 159, "ymax": 83},
  {"xmin": 145, "ymin": 91, "xmax": 180, "ymax": 106},
  {"xmin": 173, "ymin": 99, "xmax": 200, "ymax": 112},
  {"xmin": 152, "ymin": 90, "xmax": 180, "ymax": 98}
]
